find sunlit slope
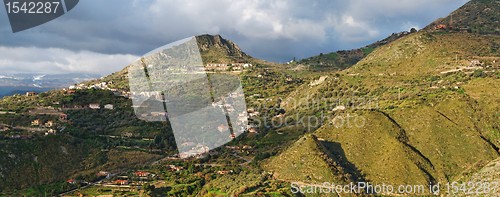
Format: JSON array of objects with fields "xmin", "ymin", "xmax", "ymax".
[
  {"xmin": 262, "ymin": 134, "xmax": 339, "ymax": 184},
  {"xmin": 348, "ymin": 32, "xmax": 498, "ymax": 83},
  {"xmin": 390, "ymin": 97, "xmax": 499, "ymax": 182},
  {"xmin": 462, "ymin": 77, "xmax": 500, "ymax": 146},
  {"xmin": 313, "ymin": 110, "xmax": 436, "ymax": 186},
  {"xmin": 268, "ymin": 30, "xmax": 499, "ymax": 190}
]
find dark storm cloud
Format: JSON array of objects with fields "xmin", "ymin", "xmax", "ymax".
[{"xmin": 0, "ymin": 0, "xmax": 469, "ymax": 74}]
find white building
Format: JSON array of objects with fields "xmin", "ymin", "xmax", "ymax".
[
  {"xmin": 104, "ymin": 104, "xmax": 114, "ymax": 110},
  {"xmin": 89, "ymin": 103, "xmax": 100, "ymax": 109}
]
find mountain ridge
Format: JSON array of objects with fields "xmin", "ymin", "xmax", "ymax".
[
  {"xmin": 0, "ymin": 0, "xmax": 499, "ymax": 195},
  {"xmin": 424, "ymin": 0, "xmax": 500, "ymax": 35},
  {"xmin": 297, "ymin": 30, "xmax": 416, "ymax": 71}
]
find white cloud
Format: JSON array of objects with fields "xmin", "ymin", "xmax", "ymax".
[{"xmin": 0, "ymin": 46, "xmax": 138, "ymax": 75}]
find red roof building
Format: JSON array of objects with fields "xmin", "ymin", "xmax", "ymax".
[
  {"xmin": 134, "ymin": 171, "xmax": 151, "ymax": 177},
  {"xmin": 113, "ymin": 179, "xmax": 129, "ymax": 185}
]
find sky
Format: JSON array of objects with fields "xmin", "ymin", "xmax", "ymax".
[{"xmin": 0, "ymin": 0, "xmax": 469, "ymax": 75}]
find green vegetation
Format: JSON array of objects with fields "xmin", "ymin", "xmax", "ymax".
[
  {"xmin": 424, "ymin": 0, "xmax": 500, "ymax": 35},
  {"xmin": 298, "ymin": 30, "xmax": 414, "ymax": 72},
  {"xmin": 0, "ymin": 1, "xmax": 499, "ymax": 195},
  {"xmin": 263, "ymin": 134, "xmax": 340, "ymax": 184}
]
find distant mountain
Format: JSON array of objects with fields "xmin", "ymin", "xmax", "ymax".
[
  {"xmin": 0, "ymin": 86, "xmax": 52, "ymax": 98},
  {"xmin": 424, "ymin": 0, "xmax": 500, "ymax": 34},
  {"xmin": 297, "ymin": 30, "xmax": 416, "ymax": 71},
  {"xmin": 98, "ymin": 34, "xmax": 261, "ymax": 91},
  {"xmin": 0, "ymin": 73, "xmax": 100, "ymax": 98},
  {"xmin": 0, "ymin": 73, "xmax": 100, "ymax": 88},
  {"xmin": 196, "ymin": 34, "xmax": 254, "ymax": 63}
]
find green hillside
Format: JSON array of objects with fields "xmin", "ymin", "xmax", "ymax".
[
  {"xmin": 0, "ymin": 0, "xmax": 499, "ymax": 195},
  {"xmin": 265, "ymin": 111, "xmax": 437, "ymax": 188},
  {"xmin": 263, "ymin": 134, "xmax": 340, "ymax": 184},
  {"xmin": 196, "ymin": 34, "xmax": 254, "ymax": 63},
  {"xmin": 265, "ymin": 1, "xmax": 500, "ymax": 193},
  {"xmin": 424, "ymin": 0, "xmax": 500, "ymax": 34},
  {"xmin": 297, "ymin": 30, "xmax": 415, "ymax": 72}
]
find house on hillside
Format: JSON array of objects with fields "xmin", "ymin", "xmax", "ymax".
[
  {"xmin": 470, "ymin": 60, "xmax": 483, "ymax": 67},
  {"xmin": 31, "ymin": 119, "xmax": 40, "ymax": 126},
  {"xmin": 134, "ymin": 171, "xmax": 151, "ymax": 177},
  {"xmin": 25, "ymin": 92, "xmax": 37, "ymax": 96},
  {"xmin": 104, "ymin": 104, "xmax": 114, "ymax": 110},
  {"xmin": 217, "ymin": 170, "xmax": 233, "ymax": 175},
  {"xmin": 166, "ymin": 165, "xmax": 184, "ymax": 172},
  {"xmin": 151, "ymin": 112, "xmax": 167, "ymax": 117},
  {"xmin": 332, "ymin": 105, "xmax": 346, "ymax": 112},
  {"xmin": 113, "ymin": 179, "xmax": 129, "ymax": 185},
  {"xmin": 89, "ymin": 103, "xmax": 100, "ymax": 109},
  {"xmin": 45, "ymin": 121, "xmax": 54, "ymax": 127},
  {"xmin": 45, "ymin": 129, "xmax": 57, "ymax": 135},
  {"xmin": 0, "ymin": 125, "xmax": 9, "ymax": 132},
  {"xmin": 60, "ymin": 113, "xmax": 68, "ymax": 121},
  {"xmin": 248, "ymin": 127, "xmax": 258, "ymax": 133},
  {"xmin": 435, "ymin": 24, "xmax": 447, "ymax": 30},
  {"xmin": 97, "ymin": 171, "xmax": 110, "ymax": 178}
]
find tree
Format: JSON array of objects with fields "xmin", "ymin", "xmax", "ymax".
[
  {"xmin": 143, "ymin": 183, "xmax": 155, "ymax": 196},
  {"xmin": 473, "ymin": 69, "xmax": 485, "ymax": 77}
]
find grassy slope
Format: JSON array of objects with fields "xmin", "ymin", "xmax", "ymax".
[
  {"xmin": 0, "ymin": 135, "xmax": 100, "ymax": 191},
  {"xmin": 462, "ymin": 77, "xmax": 500, "ymax": 146},
  {"xmin": 313, "ymin": 111, "xmax": 435, "ymax": 186},
  {"xmin": 460, "ymin": 157, "xmax": 500, "ymax": 195},
  {"xmin": 298, "ymin": 31, "xmax": 414, "ymax": 72},
  {"xmin": 266, "ymin": 30, "xmax": 499, "ymax": 190},
  {"xmin": 424, "ymin": 0, "xmax": 500, "ymax": 35},
  {"xmin": 348, "ymin": 32, "xmax": 498, "ymax": 82},
  {"xmin": 390, "ymin": 99, "xmax": 498, "ymax": 182},
  {"xmin": 262, "ymin": 134, "xmax": 339, "ymax": 184}
]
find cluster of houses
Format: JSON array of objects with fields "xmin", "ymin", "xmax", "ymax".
[
  {"xmin": 89, "ymin": 103, "xmax": 114, "ymax": 110},
  {"xmin": 31, "ymin": 119, "xmax": 58, "ymax": 135},
  {"xmin": 205, "ymin": 63, "xmax": 253, "ymax": 71},
  {"xmin": 87, "ymin": 170, "xmax": 158, "ymax": 187},
  {"xmin": 178, "ymin": 144, "xmax": 211, "ymax": 159},
  {"xmin": 166, "ymin": 164, "xmax": 184, "ymax": 172},
  {"xmin": 434, "ymin": 24, "xmax": 470, "ymax": 32},
  {"xmin": 67, "ymin": 81, "xmax": 132, "ymax": 98},
  {"xmin": 31, "ymin": 119, "xmax": 54, "ymax": 127},
  {"xmin": 69, "ymin": 82, "xmax": 115, "ymax": 91},
  {"xmin": 26, "ymin": 92, "xmax": 37, "ymax": 97},
  {"xmin": 225, "ymin": 145, "xmax": 254, "ymax": 153},
  {"xmin": 246, "ymin": 108, "xmax": 260, "ymax": 118}
]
